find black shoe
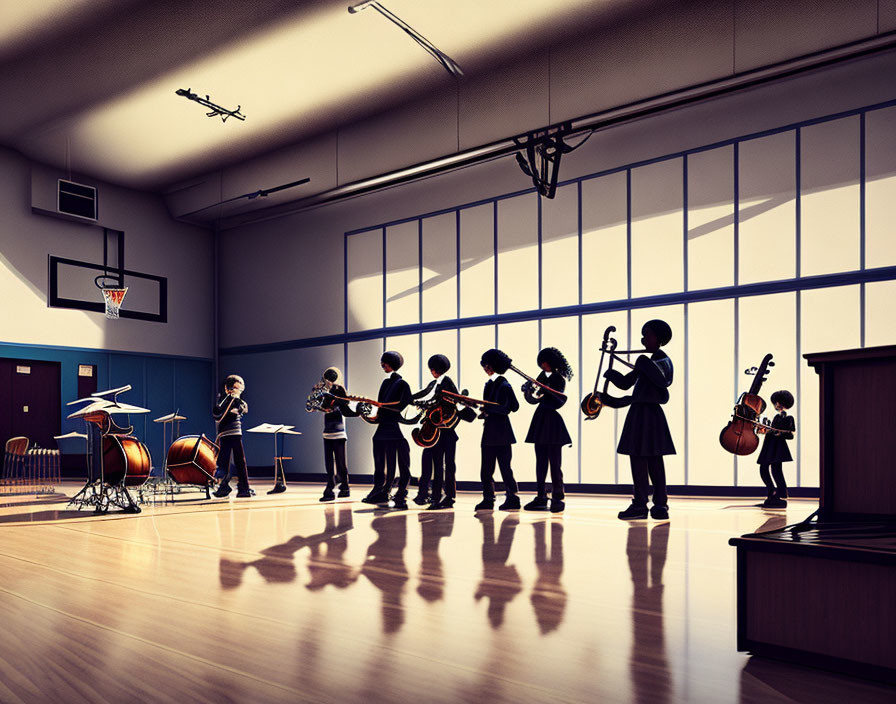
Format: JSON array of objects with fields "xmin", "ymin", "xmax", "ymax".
[
  {"xmin": 319, "ymin": 492, "xmax": 335, "ymax": 502},
  {"xmin": 392, "ymin": 498, "xmax": 408, "ymax": 510},
  {"xmin": 618, "ymin": 504, "xmax": 648, "ymax": 520},
  {"xmin": 499, "ymin": 495, "xmax": 521, "ymax": 511},
  {"xmin": 412, "ymin": 493, "xmax": 430, "ymax": 506},
  {"xmin": 550, "ymin": 499, "xmax": 565, "ymax": 513},
  {"xmin": 267, "ymin": 483, "xmax": 287, "ymax": 495},
  {"xmin": 650, "ymin": 505, "xmax": 669, "ymax": 520},
  {"xmin": 474, "ymin": 499, "xmax": 495, "ymax": 511},
  {"xmin": 337, "ymin": 488, "xmax": 350, "ymax": 498},
  {"xmin": 524, "ymin": 496, "xmax": 549, "ymax": 511},
  {"xmin": 235, "ymin": 490, "xmax": 253, "ymax": 498},
  {"xmin": 362, "ymin": 491, "xmax": 388, "ymax": 505},
  {"xmin": 439, "ymin": 497, "xmax": 455, "ymax": 509},
  {"xmin": 766, "ymin": 498, "xmax": 787, "ymax": 508},
  {"xmin": 426, "ymin": 501, "xmax": 444, "ymax": 511},
  {"xmin": 213, "ymin": 483, "xmax": 232, "ymax": 498}
]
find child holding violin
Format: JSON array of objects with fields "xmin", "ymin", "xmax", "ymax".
[
  {"xmin": 523, "ymin": 347, "xmax": 573, "ymax": 513},
  {"xmin": 475, "ymin": 348, "xmax": 521, "ymax": 512},
  {"xmin": 361, "ymin": 351, "xmax": 413, "ymax": 509},
  {"xmin": 757, "ymin": 390, "xmax": 795, "ymax": 509},
  {"xmin": 411, "ymin": 354, "xmax": 474, "ymax": 510},
  {"xmin": 212, "ymin": 374, "xmax": 253, "ymax": 499},
  {"xmin": 601, "ymin": 320, "xmax": 675, "ymax": 521}
]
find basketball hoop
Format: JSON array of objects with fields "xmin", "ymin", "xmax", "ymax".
[{"xmin": 101, "ymin": 287, "xmax": 128, "ymax": 319}]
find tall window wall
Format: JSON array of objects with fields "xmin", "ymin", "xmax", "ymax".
[{"xmin": 343, "ymin": 101, "xmax": 896, "ymax": 488}]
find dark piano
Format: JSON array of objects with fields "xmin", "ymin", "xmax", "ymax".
[{"xmin": 730, "ymin": 345, "xmax": 896, "ymax": 684}]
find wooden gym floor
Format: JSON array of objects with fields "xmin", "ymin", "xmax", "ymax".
[{"xmin": 0, "ymin": 483, "xmax": 892, "ymax": 703}]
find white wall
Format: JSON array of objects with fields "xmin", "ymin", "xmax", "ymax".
[
  {"xmin": 220, "ymin": 48, "xmax": 896, "ymax": 349},
  {"xmin": 169, "ymin": 0, "xmax": 896, "ymax": 220},
  {"xmin": 0, "ymin": 147, "xmax": 214, "ymax": 358},
  {"xmin": 218, "ymin": 47, "xmax": 896, "ymax": 487}
]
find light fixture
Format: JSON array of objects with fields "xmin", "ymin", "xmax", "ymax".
[
  {"xmin": 348, "ymin": 1, "xmax": 463, "ymax": 78},
  {"xmin": 175, "ymin": 88, "xmax": 246, "ymax": 122}
]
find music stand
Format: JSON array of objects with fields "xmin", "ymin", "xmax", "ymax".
[{"xmin": 247, "ymin": 423, "xmax": 302, "ymax": 494}]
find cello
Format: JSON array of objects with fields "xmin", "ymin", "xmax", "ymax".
[
  {"xmin": 581, "ymin": 326, "xmax": 617, "ymax": 419},
  {"xmin": 719, "ymin": 353, "xmax": 775, "ymax": 456}
]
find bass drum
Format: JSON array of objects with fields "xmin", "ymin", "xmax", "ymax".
[
  {"xmin": 102, "ymin": 435, "xmax": 151, "ymax": 486},
  {"xmin": 167, "ymin": 434, "xmax": 219, "ymax": 485}
]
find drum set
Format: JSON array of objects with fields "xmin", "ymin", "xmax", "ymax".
[
  {"xmin": 66, "ymin": 385, "xmax": 301, "ymax": 513},
  {"xmin": 66, "ymin": 385, "xmax": 220, "ymax": 513}
]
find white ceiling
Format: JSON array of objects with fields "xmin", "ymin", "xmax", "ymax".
[{"xmin": 0, "ymin": 0, "xmax": 647, "ymax": 192}]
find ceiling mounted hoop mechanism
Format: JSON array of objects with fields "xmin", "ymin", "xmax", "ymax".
[{"xmin": 513, "ymin": 123, "xmax": 593, "ymax": 199}]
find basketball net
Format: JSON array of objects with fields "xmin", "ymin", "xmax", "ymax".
[{"xmin": 101, "ymin": 287, "xmax": 128, "ymax": 319}]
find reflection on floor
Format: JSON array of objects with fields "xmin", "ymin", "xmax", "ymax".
[{"xmin": 0, "ymin": 483, "xmax": 892, "ymax": 703}]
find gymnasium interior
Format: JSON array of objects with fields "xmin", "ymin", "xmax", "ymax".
[{"xmin": 1, "ymin": 1, "xmax": 895, "ymax": 701}]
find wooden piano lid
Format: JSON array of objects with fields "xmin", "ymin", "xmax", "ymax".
[{"xmin": 803, "ymin": 345, "xmax": 896, "ymax": 520}]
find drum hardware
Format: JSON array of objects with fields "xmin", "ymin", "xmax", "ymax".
[{"xmin": 66, "ymin": 388, "xmax": 150, "ymax": 514}]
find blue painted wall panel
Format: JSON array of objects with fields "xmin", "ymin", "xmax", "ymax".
[{"xmin": 0, "ymin": 342, "xmax": 212, "ymax": 464}]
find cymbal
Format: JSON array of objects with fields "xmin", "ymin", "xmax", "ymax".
[
  {"xmin": 91, "ymin": 385, "xmax": 132, "ymax": 398},
  {"xmin": 154, "ymin": 413, "xmax": 187, "ymax": 422},
  {"xmin": 67, "ymin": 399, "xmax": 151, "ymax": 419}
]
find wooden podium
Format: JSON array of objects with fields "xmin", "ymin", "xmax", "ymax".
[{"xmin": 729, "ymin": 345, "xmax": 896, "ymax": 683}]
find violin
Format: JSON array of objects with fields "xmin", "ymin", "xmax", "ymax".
[
  {"xmin": 439, "ymin": 389, "xmax": 497, "ymax": 410},
  {"xmin": 719, "ymin": 354, "xmax": 774, "ymax": 456},
  {"xmin": 331, "ymin": 394, "xmax": 420, "ymax": 426},
  {"xmin": 508, "ymin": 363, "xmax": 567, "ymax": 399}
]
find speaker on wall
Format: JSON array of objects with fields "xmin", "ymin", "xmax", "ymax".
[{"xmin": 57, "ymin": 179, "xmax": 97, "ymax": 221}]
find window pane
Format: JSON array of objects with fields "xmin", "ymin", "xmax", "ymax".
[
  {"xmin": 739, "ymin": 132, "xmax": 796, "ymax": 284},
  {"xmin": 736, "ymin": 292, "xmax": 797, "ymax": 488},
  {"xmin": 799, "ymin": 285, "xmax": 860, "ymax": 489},
  {"xmin": 865, "ymin": 106, "xmax": 896, "ymax": 268},
  {"xmin": 497, "ymin": 320, "xmax": 540, "ymax": 480},
  {"xmin": 865, "ymin": 280, "xmax": 896, "ymax": 347},
  {"xmin": 541, "ymin": 184, "xmax": 579, "ymax": 309},
  {"xmin": 801, "ymin": 117, "xmax": 860, "ymax": 276},
  {"xmin": 345, "ymin": 337, "xmax": 384, "ymax": 477},
  {"xmin": 346, "ymin": 229, "xmax": 383, "ymax": 332},
  {"xmin": 582, "ymin": 172, "xmax": 627, "ymax": 304},
  {"xmin": 422, "ymin": 213, "xmax": 457, "ymax": 322},
  {"xmin": 580, "ymin": 312, "xmax": 629, "ymax": 484},
  {"xmin": 687, "ymin": 299, "xmax": 735, "ymax": 486},
  {"xmin": 385, "ymin": 221, "xmax": 419, "ymax": 327},
  {"xmin": 540, "ymin": 316, "xmax": 580, "ymax": 482},
  {"xmin": 497, "ymin": 194, "xmax": 538, "ymax": 313},
  {"xmin": 457, "ymin": 325, "xmax": 496, "ymax": 482},
  {"xmin": 631, "ymin": 159, "xmax": 684, "ymax": 298},
  {"xmin": 459, "ymin": 205, "xmax": 495, "ymax": 318},
  {"xmin": 688, "ymin": 146, "xmax": 734, "ymax": 291},
  {"xmin": 421, "ymin": 329, "xmax": 459, "ymax": 384}
]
